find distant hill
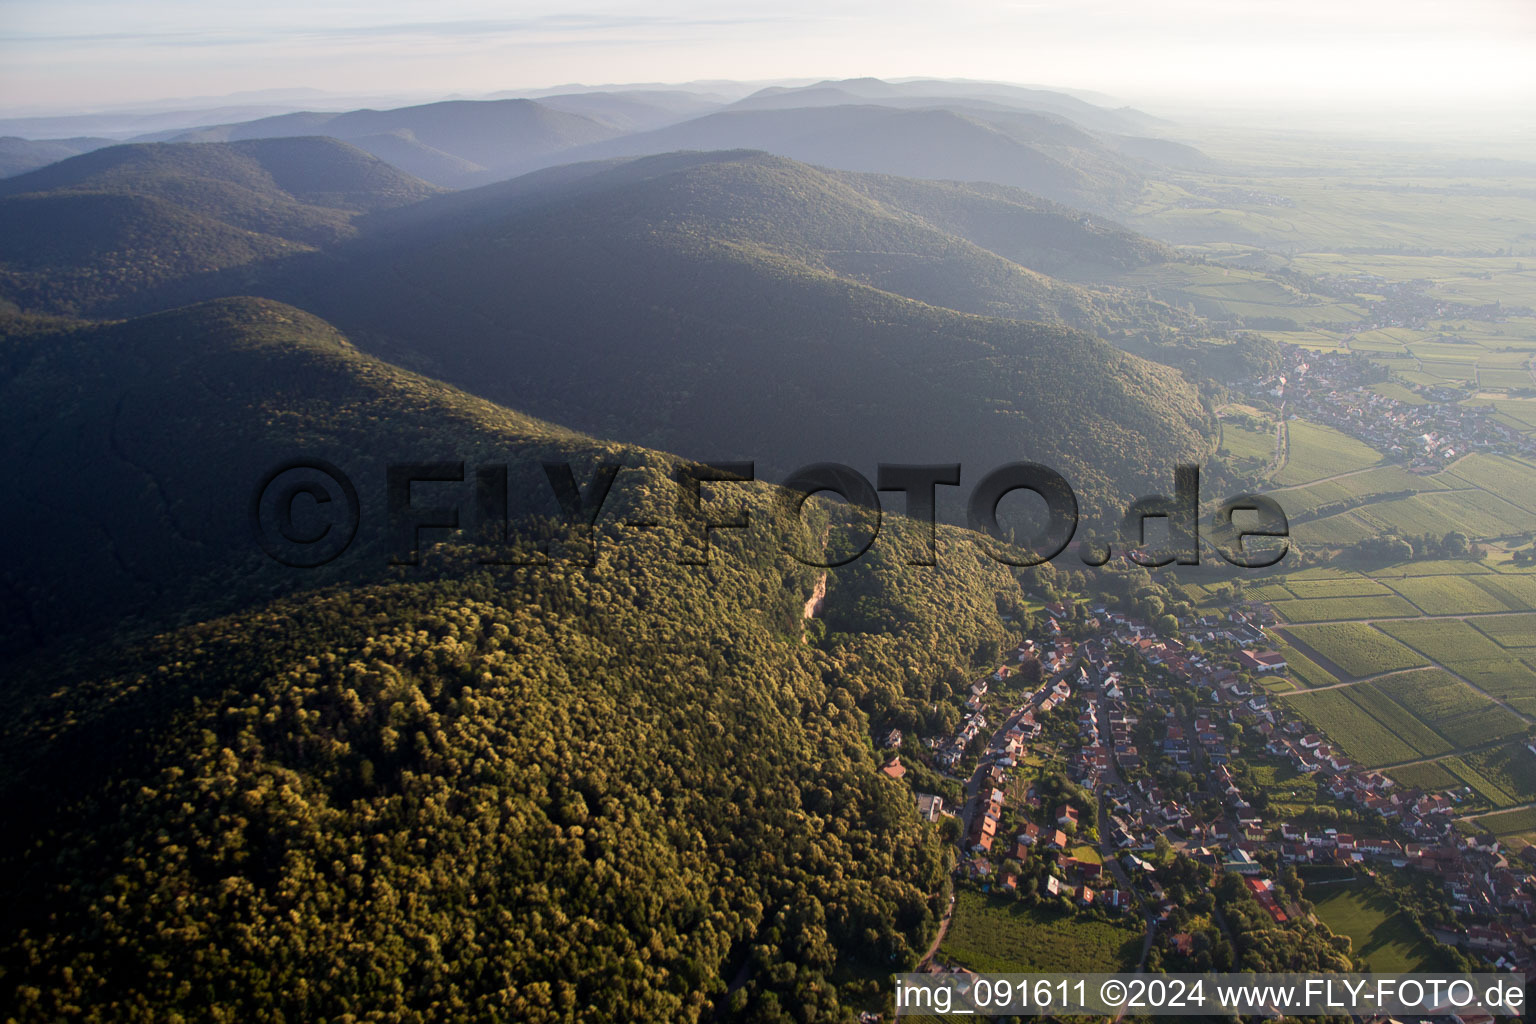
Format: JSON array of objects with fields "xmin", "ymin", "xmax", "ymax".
[
  {"xmin": 554, "ymin": 104, "xmax": 1148, "ymax": 210},
  {"xmin": 529, "ymin": 89, "xmax": 727, "ymax": 131},
  {"xmin": 0, "ymin": 138, "xmax": 444, "ymax": 315},
  {"xmin": 0, "ymin": 136, "xmax": 113, "ymax": 178},
  {"xmin": 258, "ymin": 151, "xmax": 1212, "ymax": 512},
  {"xmin": 731, "ymin": 77, "xmax": 1162, "ymax": 134},
  {"xmin": 157, "ymin": 98, "xmax": 625, "ymax": 186}
]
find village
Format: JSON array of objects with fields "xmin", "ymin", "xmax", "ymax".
[
  {"xmin": 889, "ymin": 595, "xmax": 1536, "ymax": 977},
  {"xmin": 1241, "ymin": 344, "xmax": 1536, "ymax": 472}
]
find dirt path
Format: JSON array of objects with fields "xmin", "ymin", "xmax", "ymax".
[{"xmin": 917, "ymin": 885, "xmax": 955, "ymax": 968}]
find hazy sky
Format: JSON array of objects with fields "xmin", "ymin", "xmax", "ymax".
[{"xmin": 3, "ymin": 0, "xmax": 1534, "ymax": 115}]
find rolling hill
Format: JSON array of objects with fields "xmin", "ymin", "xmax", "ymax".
[
  {"xmin": 0, "ymin": 295, "xmax": 587, "ymax": 650},
  {"xmin": 729, "ymin": 76, "xmax": 1162, "ymax": 134},
  {"xmin": 0, "ymin": 136, "xmax": 114, "ymax": 178},
  {"xmin": 0, "ymin": 138, "xmax": 444, "ymax": 315},
  {"xmin": 251, "ymin": 151, "xmax": 1212, "ymax": 514},
  {"xmin": 159, "ymin": 98, "xmax": 625, "ymax": 186},
  {"xmin": 556, "ymin": 104, "xmax": 1148, "ymax": 210}
]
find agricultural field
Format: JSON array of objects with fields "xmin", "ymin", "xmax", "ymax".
[
  {"xmin": 1466, "ymin": 574, "xmax": 1536, "ymax": 611},
  {"xmin": 1472, "ymin": 805, "xmax": 1536, "ymax": 838},
  {"xmin": 1438, "ymin": 454, "xmax": 1536, "ymax": 511},
  {"xmin": 1462, "ymin": 743, "xmax": 1536, "ymax": 807},
  {"xmin": 1276, "ymin": 466, "xmax": 1444, "ymax": 520},
  {"xmin": 1279, "ymin": 689, "xmax": 1421, "ymax": 766},
  {"xmin": 1282, "ymin": 576, "xmax": 1395, "ymax": 600},
  {"xmin": 1348, "ymin": 491, "xmax": 1532, "ymax": 541},
  {"xmin": 1269, "ymin": 594, "xmax": 1420, "ymax": 623},
  {"xmin": 1444, "ymin": 659, "xmax": 1536, "ymax": 713},
  {"xmin": 1264, "ymin": 634, "xmax": 1338, "ymax": 689},
  {"xmin": 1385, "ymin": 574, "xmax": 1513, "ymax": 615},
  {"xmin": 1342, "ymin": 684, "xmax": 1454, "ymax": 759},
  {"xmin": 1374, "ymin": 619, "xmax": 1508, "ymax": 663},
  {"xmin": 1439, "ymin": 756, "xmax": 1519, "ymax": 808},
  {"xmin": 1387, "ymin": 761, "xmax": 1461, "ymax": 792},
  {"xmin": 1220, "ymin": 419, "xmax": 1277, "ymax": 463},
  {"xmin": 937, "ymin": 892, "xmax": 1140, "ymax": 974},
  {"xmin": 1471, "ymin": 613, "xmax": 1536, "ymax": 649},
  {"xmin": 1310, "ymin": 884, "xmax": 1448, "ymax": 973},
  {"xmin": 1280, "ymin": 623, "xmax": 1427, "ymax": 678},
  {"xmin": 1433, "ymin": 705, "xmax": 1529, "ymax": 749},
  {"xmin": 1273, "ymin": 421, "xmax": 1384, "ymax": 487},
  {"xmin": 1372, "ymin": 669, "xmax": 1489, "ymax": 729}
]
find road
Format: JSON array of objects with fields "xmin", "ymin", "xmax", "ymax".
[{"xmin": 1094, "ymin": 689, "xmax": 1157, "ymax": 972}]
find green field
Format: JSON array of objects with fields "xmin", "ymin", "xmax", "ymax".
[
  {"xmin": 1344, "ymin": 684, "xmax": 1454, "ymax": 759},
  {"xmin": 1280, "ymin": 689, "xmax": 1421, "ymax": 766},
  {"xmin": 1277, "ymin": 466, "xmax": 1445, "ymax": 519},
  {"xmin": 1387, "ymin": 575, "xmax": 1514, "ymax": 615},
  {"xmin": 1442, "ymin": 454, "xmax": 1536, "ymax": 511},
  {"xmin": 1445, "ymin": 659, "xmax": 1536, "ymax": 711},
  {"xmin": 1266, "ymin": 634, "xmax": 1339, "ymax": 689},
  {"xmin": 1441, "ymin": 755, "xmax": 1519, "ymax": 807},
  {"xmin": 1473, "ymin": 805, "xmax": 1536, "ymax": 836},
  {"xmin": 1388, "ymin": 761, "xmax": 1461, "ymax": 791},
  {"xmin": 1270, "ymin": 594, "xmax": 1420, "ymax": 623},
  {"xmin": 1434, "ymin": 705, "xmax": 1529, "ymax": 749},
  {"xmin": 1281, "ymin": 624, "xmax": 1428, "ymax": 678},
  {"xmin": 1282, "ymin": 576, "xmax": 1395, "ymax": 599},
  {"xmin": 1273, "ymin": 421, "xmax": 1384, "ymax": 487},
  {"xmin": 1221, "ymin": 420, "xmax": 1277, "ymax": 463},
  {"xmin": 938, "ymin": 892, "xmax": 1140, "ymax": 974},
  {"xmin": 1374, "ymin": 618, "xmax": 1509, "ymax": 662},
  {"xmin": 1467, "ymin": 574, "xmax": 1536, "ymax": 610},
  {"xmin": 1471, "ymin": 613, "xmax": 1536, "ymax": 649},
  {"xmin": 1462, "ymin": 742, "xmax": 1536, "ymax": 806},
  {"xmin": 1373, "ymin": 669, "xmax": 1489, "ymax": 727},
  {"xmin": 1310, "ymin": 884, "xmax": 1448, "ymax": 973}
]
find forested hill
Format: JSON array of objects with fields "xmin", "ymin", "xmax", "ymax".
[
  {"xmin": 0, "ymin": 138, "xmax": 444, "ymax": 316},
  {"xmin": 0, "ymin": 295, "xmax": 652, "ymax": 653},
  {"xmin": 259, "ymin": 151, "xmax": 1214, "ymax": 511},
  {"xmin": 0, "ymin": 390, "xmax": 1026, "ymax": 1023}
]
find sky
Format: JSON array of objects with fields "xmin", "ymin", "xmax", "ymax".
[{"xmin": 2, "ymin": 0, "xmax": 1535, "ymax": 116}]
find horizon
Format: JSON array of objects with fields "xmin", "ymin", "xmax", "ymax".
[{"xmin": 3, "ymin": 1, "xmax": 1535, "ymax": 124}]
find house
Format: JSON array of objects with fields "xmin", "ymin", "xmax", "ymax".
[
  {"xmin": 883, "ymin": 728, "xmax": 903, "ymax": 749},
  {"xmin": 1056, "ymin": 804, "xmax": 1079, "ymax": 828},
  {"xmin": 915, "ymin": 793, "xmax": 944, "ymax": 822},
  {"xmin": 1237, "ymin": 650, "xmax": 1287, "ymax": 673},
  {"xmin": 880, "ymin": 756, "xmax": 906, "ymax": 779},
  {"xmin": 1224, "ymin": 848, "xmax": 1263, "ymax": 876}
]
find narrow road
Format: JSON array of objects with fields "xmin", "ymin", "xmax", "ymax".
[
  {"xmin": 1291, "ymin": 664, "xmax": 1439, "ymax": 693},
  {"xmin": 1453, "ymin": 798, "xmax": 1536, "ymax": 824},
  {"xmin": 917, "ymin": 883, "xmax": 956, "ymax": 968},
  {"xmin": 1095, "ymin": 690, "xmax": 1157, "ymax": 972}
]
